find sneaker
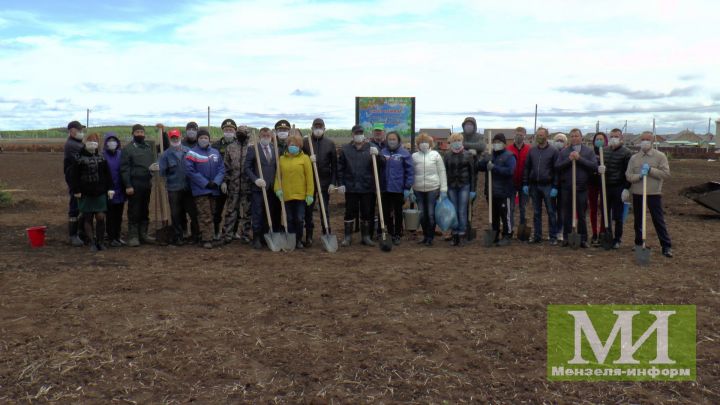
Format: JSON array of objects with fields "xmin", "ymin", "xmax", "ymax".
[
  {"xmin": 392, "ymin": 236, "xmax": 401, "ymax": 246},
  {"xmin": 110, "ymin": 239, "xmax": 123, "ymax": 248},
  {"xmin": 528, "ymin": 236, "xmax": 542, "ymax": 244},
  {"xmin": 233, "ymin": 232, "xmax": 243, "ymax": 240},
  {"xmin": 662, "ymin": 248, "xmax": 673, "ymax": 258},
  {"xmin": 425, "ymin": 239, "xmax": 434, "ymax": 246},
  {"xmin": 561, "ymin": 240, "xmax": 569, "ymax": 247},
  {"xmin": 90, "ymin": 243, "xmax": 98, "ymax": 252},
  {"xmin": 296, "ymin": 241, "xmax": 305, "ymax": 249},
  {"xmin": 202, "ymin": 242, "xmax": 213, "ymax": 249},
  {"xmin": 549, "ymin": 239, "xmax": 558, "ymax": 246},
  {"xmin": 580, "ymin": 241, "xmax": 589, "ymax": 249},
  {"xmin": 590, "ymin": 235, "xmax": 599, "ymax": 245},
  {"xmin": 96, "ymin": 243, "xmax": 106, "ymax": 251},
  {"xmin": 417, "ymin": 238, "xmax": 428, "ymax": 245},
  {"xmin": 497, "ymin": 238, "xmax": 511, "ymax": 247},
  {"xmin": 612, "ymin": 242, "xmax": 621, "ymax": 250}
]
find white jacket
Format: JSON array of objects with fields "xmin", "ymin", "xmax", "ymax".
[{"xmin": 412, "ymin": 150, "xmax": 448, "ymax": 192}]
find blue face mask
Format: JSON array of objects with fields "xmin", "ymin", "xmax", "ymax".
[
  {"xmin": 450, "ymin": 141, "xmax": 463, "ymax": 151},
  {"xmin": 288, "ymin": 145, "xmax": 300, "ymax": 155},
  {"xmin": 594, "ymin": 140, "xmax": 604, "ymax": 148}
]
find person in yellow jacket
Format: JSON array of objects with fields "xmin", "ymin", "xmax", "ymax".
[{"xmin": 274, "ymin": 132, "xmax": 315, "ymax": 249}]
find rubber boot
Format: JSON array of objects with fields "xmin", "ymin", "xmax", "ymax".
[
  {"xmin": 361, "ymin": 221, "xmax": 375, "ymax": 247},
  {"xmin": 341, "ymin": 220, "xmax": 353, "ymax": 247},
  {"xmin": 305, "ymin": 229, "xmax": 313, "ymax": 248},
  {"xmin": 139, "ymin": 222, "xmax": 156, "ymax": 244},
  {"xmin": 252, "ymin": 234, "xmax": 263, "ymax": 250},
  {"xmin": 127, "ymin": 223, "xmax": 140, "ymax": 247},
  {"xmin": 96, "ymin": 219, "xmax": 107, "ymax": 251},
  {"xmin": 68, "ymin": 218, "xmax": 84, "ymax": 247}
]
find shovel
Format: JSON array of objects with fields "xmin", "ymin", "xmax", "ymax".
[
  {"xmin": 307, "ymin": 134, "xmax": 337, "ymax": 253},
  {"xmin": 273, "ymin": 130, "xmax": 295, "ymax": 252},
  {"xmin": 483, "ymin": 131, "xmax": 495, "ymax": 247},
  {"xmin": 599, "ymin": 147, "xmax": 613, "ymax": 250},
  {"xmin": 371, "ymin": 154, "xmax": 392, "ymax": 252},
  {"xmin": 253, "ymin": 132, "xmax": 282, "ymax": 252},
  {"xmin": 569, "ymin": 159, "xmax": 581, "ymax": 249},
  {"xmin": 153, "ymin": 126, "xmax": 174, "ymax": 244},
  {"xmin": 635, "ymin": 175, "xmax": 651, "ymax": 266},
  {"xmin": 467, "ymin": 198, "xmax": 476, "ymax": 241}
]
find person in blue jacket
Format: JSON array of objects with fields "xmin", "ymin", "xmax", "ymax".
[
  {"xmin": 380, "ymin": 131, "xmax": 414, "ymax": 245},
  {"xmin": 184, "ymin": 128, "xmax": 225, "ymax": 249},
  {"xmin": 478, "ymin": 133, "xmax": 516, "ymax": 246},
  {"xmin": 160, "ymin": 129, "xmax": 199, "ymax": 245}
]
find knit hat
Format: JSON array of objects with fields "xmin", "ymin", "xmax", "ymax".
[
  {"xmin": 186, "ymin": 121, "xmax": 199, "ymax": 130},
  {"xmin": 131, "ymin": 124, "xmax": 145, "ymax": 133},
  {"xmin": 492, "ymin": 133, "xmax": 506, "ymax": 143},
  {"xmin": 312, "ymin": 118, "xmax": 325, "ymax": 127},
  {"xmin": 67, "ymin": 121, "xmax": 85, "ymax": 131},
  {"xmin": 197, "ymin": 128, "xmax": 210, "ymax": 138}
]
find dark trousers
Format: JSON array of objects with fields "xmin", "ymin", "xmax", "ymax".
[
  {"xmin": 213, "ymin": 194, "xmax": 227, "ymax": 235},
  {"xmin": 127, "ymin": 188, "xmax": 151, "ymax": 226},
  {"xmin": 416, "ymin": 190, "xmax": 439, "ymax": 240},
  {"xmin": 553, "ymin": 189, "xmax": 563, "ymax": 237},
  {"xmin": 67, "ymin": 191, "xmax": 79, "ymax": 218},
  {"xmin": 632, "ymin": 194, "xmax": 672, "ymax": 248},
  {"xmin": 285, "ymin": 200, "xmax": 306, "ymax": 241},
  {"xmin": 305, "ymin": 189, "xmax": 330, "ymax": 234},
  {"xmin": 530, "ymin": 184, "xmax": 557, "ymax": 240},
  {"xmin": 562, "ymin": 188, "xmax": 588, "ymax": 242},
  {"xmin": 606, "ymin": 184, "xmax": 625, "ymax": 243},
  {"xmin": 106, "ymin": 202, "xmax": 125, "ymax": 240},
  {"xmin": 251, "ymin": 190, "xmax": 281, "ymax": 235},
  {"xmin": 381, "ymin": 192, "xmax": 404, "ymax": 237},
  {"xmin": 169, "ymin": 190, "xmax": 199, "ymax": 240},
  {"xmin": 491, "ymin": 196, "xmax": 511, "ymax": 237},
  {"xmin": 344, "ymin": 192, "xmax": 374, "ymax": 221}
]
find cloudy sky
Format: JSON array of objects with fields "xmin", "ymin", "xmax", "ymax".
[{"xmin": 1, "ymin": 0, "xmax": 719, "ymax": 134}]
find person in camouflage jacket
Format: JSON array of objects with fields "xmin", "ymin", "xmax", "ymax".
[{"xmin": 222, "ymin": 126, "xmax": 252, "ymax": 243}]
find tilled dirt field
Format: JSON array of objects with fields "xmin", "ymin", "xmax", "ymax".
[{"xmin": 1, "ymin": 152, "xmax": 719, "ymax": 403}]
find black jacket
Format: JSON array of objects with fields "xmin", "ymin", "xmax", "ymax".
[
  {"xmin": 555, "ymin": 145, "xmax": 598, "ymax": 191},
  {"xmin": 603, "ymin": 145, "xmax": 633, "ymax": 188},
  {"xmin": 338, "ymin": 142, "xmax": 384, "ymax": 194},
  {"xmin": 303, "ymin": 136, "xmax": 338, "ymax": 190},
  {"xmin": 120, "ymin": 141, "xmax": 155, "ymax": 190},
  {"xmin": 244, "ymin": 142, "xmax": 277, "ymax": 193},
  {"xmin": 523, "ymin": 144, "xmax": 559, "ymax": 187},
  {"xmin": 444, "ymin": 150, "xmax": 476, "ymax": 192},
  {"xmin": 63, "ymin": 137, "xmax": 84, "ymax": 186},
  {"xmin": 69, "ymin": 147, "xmax": 113, "ymax": 197}
]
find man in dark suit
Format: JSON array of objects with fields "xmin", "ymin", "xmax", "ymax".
[{"xmin": 244, "ymin": 127, "xmax": 282, "ymax": 249}]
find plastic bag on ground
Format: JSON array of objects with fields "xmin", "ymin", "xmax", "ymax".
[{"xmin": 435, "ymin": 197, "xmax": 458, "ymax": 232}]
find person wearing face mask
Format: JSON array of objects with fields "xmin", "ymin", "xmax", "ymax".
[
  {"xmin": 64, "ymin": 120, "xmax": 87, "ymax": 246},
  {"xmin": 337, "ymin": 125, "xmax": 383, "ymax": 247},
  {"xmin": 603, "ymin": 128, "xmax": 633, "ymax": 249},
  {"xmin": 210, "ymin": 118, "xmax": 239, "ymax": 240},
  {"xmin": 185, "ymin": 129, "xmax": 225, "ymax": 249},
  {"xmin": 120, "ymin": 124, "xmax": 158, "ymax": 247},
  {"xmin": 183, "ymin": 121, "xmax": 200, "ymax": 148},
  {"xmin": 626, "ymin": 131, "xmax": 673, "ymax": 258},
  {"xmin": 380, "ymin": 131, "xmax": 414, "ymax": 245},
  {"xmin": 460, "ymin": 117, "xmax": 486, "ymax": 157},
  {"xmin": 103, "ymin": 132, "xmax": 126, "ymax": 247},
  {"xmin": 368, "ymin": 123, "xmax": 387, "ymax": 237},
  {"xmin": 301, "ymin": 118, "xmax": 338, "ymax": 247},
  {"xmin": 554, "ymin": 128, "xmax": 598, "ymax": 248},
  {"xmin": 551, "ymin": 132, "xmax": 568, "ymax": 240},
  {"xmin": 587, "ymin": 132, "xmax": 608, "ymax": 245},
  {"xmin": 273, "ymin": 132, "xmax": 314, "ymax": 249},
  {"xmin": 159, "ymin": 129, "xmax": 199, "ymax": 246},
  {"xmin": 244, "ymin": 127, "xmax": 282, "ymax": 249},
  {"xmin": 478, "ymin": 133, "xmax": 517, "ymax": 246},
  {"xmin": 274, "ymin": 119, "xmax": 292, "ymax": 156},
  {"xmin": 221, "ymin": 125, "xmax": 253, "ymax": 244},
  {"xmin": 68, "ymin": 133, "xmax": 114, "ymax": 252},
  {"xmin": 507, "ymin": 127, "xmax": 531, "ymax": 239},
  {"xmin": 522, "ymin": 127, "xmax": 559, "ymax": 245},
  {"xmin": 443, "ymin": 133, "xmax": 476, "ymax": 246},
  {"xmin": 411, "ymin": 133, "xmax": 448, "ymax": 246}
]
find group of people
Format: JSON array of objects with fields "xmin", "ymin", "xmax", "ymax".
[{"xmin": 63, "ymin": 116, "xmax": 673, "ymax": 257}]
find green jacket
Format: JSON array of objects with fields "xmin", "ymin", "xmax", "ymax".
[{"xmin": 120, "ymin": 141, "xmax": 156, "ymax": 190}]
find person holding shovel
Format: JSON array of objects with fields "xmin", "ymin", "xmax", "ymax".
[
  {"xmin": 507, "ymin": 127, "xmax": 531, "ymax": 240},
  {"xmin": 588, "ymin": 132, "xmax": 608, "ymax": 245},
  {"xmin": 302, "ymin": 118, "xmax": 338, "ymax": 248},
  {"xmin": 274, "ymin": 120, "xmax": 292, "ymax": 156},
  {"xmin": 211, "ymin": 118, "xmax": 238, "ymax": 240},
  {"xmin": 103, "ymin": 132, "xmax": 126, "ymax": 247},
  {"xmin": 221, "ymin": 125, "xmax": 252, "ymax": 244},
  {"xmin": 522, "ymin": 127, "xmax": 559, "ymax": 245},
  {"xmin": 626, "ymin": 131, "xmax": 673, "ymax": 258},
  {"xmin": 183, "ymin": 122, "xmax": 199, "ymax": 149},
  {"xmin": 412, "ymin": 133, "xmax": 448, "ymax": 246},
  {"xmin": 444, "ymin": 133, "xmax": 476, "ymax": 246},
  {"xmin": 274, "ymin": 132, "xmax": 314, "ymax": 249},
  {"xmin": 604, "ymin": 128, "xmax": 633, "ymax": 249},
  {"xmin": 380, "ymin": 131, "xmax": 414, "ymax": 246},
  {"xmin": 185, "ymin": 129, "xmax": 225, "ymax": 249},
  {"xmin": 159, "ymin": 129, "xmax": 198, "ymax": 246},
  {"xmin": 460, "ymin": 117, "xmax": 486, "ymax": 157},
  {"xmin": 555, "ymin": 128, "xmax": 598, "ymax": 248},
  {"xmin": 244, "ymin": 127, "xmax": 281, "ymax": 250},
  {"xmin": 68, "ymin": 133, "xmax": 114, "ymax": 252},
  {"xmin": 552, "ymin": 132, "xmax": 568, "ymax": 241},
  {"xmin": 478, "ymin": 133, "xmax": 516, "ymax": 246},
  {"xmin": 120, "ymin": 124, "xmax": 158, "ymax": 247},
  {"xmin": 64, "ymin": 120, "xmax": 86, "ymax": 247}
]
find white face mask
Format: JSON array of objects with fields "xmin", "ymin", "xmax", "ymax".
[
  {"xmin": 170, "ymin": 139, "xmax": 182, "ymax": 147},
  {"xmin": 106, "ymin": 140, "xmax": 118, "ymax": 151},
  {"xmin": 609, "ymin": 137, "xmax": 621, "ymax": 147},
  {"xmin": 260, "ymin": 137, "xmax": 271, "ymax": 146},
  {"xmin": 85, "ymin": 141, "xmax": 98, "ymax": 151},
  {"xmin": 419, "ymin": 142, "xmax": 430, "ymax": 152},
  {"xmin": 492, "ymin": 143, "xmax": 504, "ymax": 152},
  {"xmin": 75, "ymin": 131, "xmax": 85, "ymax": 140},
  {"xmin": 223, "ymin": 132, "xmax": 235, "ymax": 142},
  {"xmin": 312, "ymin": 128, "xmax": 324, "ymax": 138},
  {"xmin": 353, "ymin": 134, "xmax": 365, "ymax": 144},
  {"xmin": 640, "ymin": 140, "xmax": 652, "ymax": 151},
  {"xmin": 277, "ymin": 131, "xmax": 289, "ymax": 140},
  {"xmin": 554, "ymin": 141, "xmax": 565, "ymax": 149}
]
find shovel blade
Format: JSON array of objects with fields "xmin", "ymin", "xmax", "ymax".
[
  {"xmin": 264, "ymin": 233, "xmax": 282, "ymax": 252},
  {"xmin": 635, "ymin": 246, "xmax": 651, "ymax": 266},
  {"xmin": 283, "ymin": 232, "xmax": 296, "ymax": 252},
  {"xmin": 467, "ymin": 227, "xmax": 477, "ymax": 241},
  {"xmin": 379, "ymin": 232, "xmax": 392, "ymax": 252},
  {"xmin": 601, "ymin": 231, "xmax": 613, "ymax": 251},
  {"xmin": 483, "ymin": 229, "xmax": 495, "ymax": 247},
  {"xmin": 320, "ymin": 234, "xmax": 338, "ymax": 253},
  {"xmin": 569, "ymin": 231, "xmax": 581, "ymax": 250}
]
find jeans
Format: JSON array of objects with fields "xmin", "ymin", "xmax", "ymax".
[
  {"xmin": 632, "ymin": 193, "xmax": 672, "ymax": 248},
  {"xmin": 285, "ymin": 200, "xmax": 306, "ymax": 242},
  {"xmin": 415, "ymin": 189, "xmax": 439, "ymax": 241},
  {"xmin": 530, "ymin": 184, "xmax": 557, "ymax": 240},
  {"xmin": 509, "ymin": 188, "xmax": 528, "ymax": 231},
  {"xmin": 562, "ymin": 188, "xmax": 588, "ymax": 242},
  {"xmin": 447, "ymin": 185, "xmax": 470, "ymax": 235}
]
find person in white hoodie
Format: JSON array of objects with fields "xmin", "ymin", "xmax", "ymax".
[{"xmin": 412, "ymin": 133, "xmax": 448, "ymax": 246}]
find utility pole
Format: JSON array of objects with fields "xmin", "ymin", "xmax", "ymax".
[
  {"xmin": 652, "ymin": 118, "xmax": 657, "ymax": 149},
  {"xmin": 86, "ymin": 108, "xmax": 90, "ymax": 129},
  {"xmin": 707, "ymin": 117, "xmax": 712, "ymax": 152},
  {"xmin": 534, "ymin": 104, "xmax": 538, "ymax": 136},
  {"xmin": 207, "ymin": 106, "xmax": 211, "ymax": 130}
]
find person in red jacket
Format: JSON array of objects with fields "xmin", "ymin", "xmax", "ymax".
[{"xmin": 506, "ymin": 126, "xmax": 531, "ymax": 239}]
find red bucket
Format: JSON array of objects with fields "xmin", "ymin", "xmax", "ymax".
[{"xmin": 26, "ymin": 226, "xmax": 47, "ymax": 248}]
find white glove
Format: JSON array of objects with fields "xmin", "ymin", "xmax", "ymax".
[
  {"xmin": 487, "ymin": 161, "xmax": 494, "ymax": 170},
  {"xmin": 310, "ymin": 155, "xmax": 317, "ymax": 163},
  {"xmin": 74, "ymin": 193, "xmax": 81, "ymax": 198},
  {"xmin": 328, "ymin": 185, "xmax": 336, "ymax": 194},
  {"xmin": 621, "ymin": 189, "xmax": 630, "ymax": 202},
  {"xmin": 468, "ymin": 149, "xmax": 477, "ymax": 156},
  {"xmin": 369, "ymin": 146, "xmax": 379, "ymax": 156},
  {"xmin": 108, "ymin": 190, "xmax": 115, "ymax": 199},
  {"xmin": 337, "ymin": 185, "xmax": 346, "ymax": 194},
  {"xmin": 220, "ymin": 182, "xmax": 228, "ymax": 194},
  {"xmin": 149, "ymin": 162, "xmax": 160, "ymax": 171},
  {"xmin": 255, "ymin": 178, "xmax": 267, "ymax": 188},
  {"xmin": 598, "ymin": 165, "xmax": 606, "ymax": 175}
]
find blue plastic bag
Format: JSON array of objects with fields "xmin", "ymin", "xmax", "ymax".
[{"xmin": 435, "ymin": 197, "xmax": 458, "ymax": 232}]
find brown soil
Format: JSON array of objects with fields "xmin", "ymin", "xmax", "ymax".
[{"xmin": 1, "ymin": 152, "xmax": 718, "ymax": 403}]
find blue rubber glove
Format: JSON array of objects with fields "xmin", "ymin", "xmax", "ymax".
[
  {"xmin": 275, "ymin": 190, "xmax": 283, "ymax": 200},
  {"xmin": 403, "ymin": 189, "xmax": 411, "ymax": 200},
  {"xmin": 305, "ymin": 195, "xmax": 314, "ymax": 206},
  {"xmin": 522, "ymin": 185, "xmax": 529, "ymax": 195},
  {"xmin": 469, "ymin": 191, "xmax": 477, "ymax": 201},
  {"xmin": 641, "ymin": 163, "xmax": 650, "ymax": 177},
  {"xmin": 550, "ymin": 188, "xmax": 558, "ymax": 198},
  {"xmin": 409, "ymin": 190, "xmax": 417, "ymax": 203},
  {"xmin": 440, "ymin": 192, "xmax": 448, "ymax": 201}
]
